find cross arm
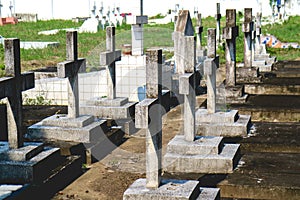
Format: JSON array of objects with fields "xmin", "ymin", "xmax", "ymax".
[
  {"xmin": 135, "ymin": 98, "xmax": 159, "ymax": 129},
  {"xmin": 204, "ymin": 56, "xmax": 219, "ymax": 76},
  {"xmin": 223, "ymin": 26, "xmax": 239, "ymax": 39},
  {"xmin": 57, "ymin": 58, "xmax": 86, "ymax": 78},
  {"xmin": 0, "ymin": 72, "xmax": 34, "ymax": 99},
  {"xmin": 179, "ymin": 73, "xmax": 195, "ymax": 95},
  {"xmin": 100, "ymin": 50, "xmax": 121, "ymax": 66}
]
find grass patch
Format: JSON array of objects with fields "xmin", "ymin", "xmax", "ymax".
[{"xmin": 0, "ymin": 16, "xmax": 300, "ymax": 73}]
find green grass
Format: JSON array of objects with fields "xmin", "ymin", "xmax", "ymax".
[{"xmin": 0, "ymin": 16, "xmax": 300, "ymax": 75}]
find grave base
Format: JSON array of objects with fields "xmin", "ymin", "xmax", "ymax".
[
  {"xmin": 0, "ymin": 142, "xmax": 61, "ymax": 184},
  {"xmin": 196, "ymin": 109, "xmax": 252, "ymax": 137},
  {"xmin": 244, "ymin": 84, "xmax": 300, "ymax": 95},
  {"xmin": 236, "ymin": 67, "xmax": 262, "ymax": 83},
  {"xmin": 0, "ymin": 184, "xmax": 25, "ymax": 199},
  {"xmin": 252, "ymin": 60, "xmax": 273, "ymax": 72},
  {"xmin": 80, "ymin": 98, "xmax": 136, "ymax": 119},
  {"xmin": 26, "ymin": 114, "xmax": 108, "ymax": 143},
  {"xmin": 217, "ymin": 85, "xmax": 248, "ymax": 104},
  {"xmin": 123, "ymin": 178, "xmax": 220, "ymax": 200},
  {"xmin": 164, "ymin": 135, "xmax": 240, "ymax": 174}
]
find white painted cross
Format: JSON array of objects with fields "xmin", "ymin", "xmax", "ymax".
[
  {"xmin": 0, "ymin": 38, "xmax": 34, "ymax": 149},
  {"xmin": 57, "ymin": 31, "xmax": 85, "ymax": 118},
  {"xmin": 100, "ymin": 26, "xmax": 121, "ymax": 100}
]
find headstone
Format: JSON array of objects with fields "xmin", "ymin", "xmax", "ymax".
[
  {"xmin": 57, "ymin": 31, "xmax": 86, "ymax": 118},
  {"xmin": 215, "ymin": 3, "xmax": 221, "ymax": 47},
  {"xmin": 0, "ymin": 38, "xmax": 66, "ymax": 184},
  {"xmin": 204, "ymin": 29, "xmax": 219, "ymax": 114},
  {"xmin": 195, "ymin": 13, "xmax": 207, "ymax": 62},
  {"xmin": 220, "ymin": 9, "xmax": 248, "ymax": 104},
  {"xmin": 27, "ymin": 31, "xmax": 107, "ymax": 143},
  {"xmin": 1, "ymin": 39, "xmax": 34, "ymax": 149},
  {"xmin": 124, "ymin": 48, "xmax": 220, "ymax": 200},
  {"xmin": 100, "ymin": 26, "xmax": 122, "ymax": 100},
  {"xmin": 223, "ymin": 9, "xmax": 239, "ymax": 87},
  {"xmin": 196, "ymin": 28, "xmax": 251, "ymax": 137},
  {"xmin": 242, "ymin": 8, "xmax": 253, "ymax": 68},
  {"xmin": 173, "ymin": 10, "xmax": 195, "ymax": 75}
]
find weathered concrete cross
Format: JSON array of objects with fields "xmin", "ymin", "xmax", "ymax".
[
  {"xmin": 57, "ymin": 31, "xmax": 85, "ymax": 118},
  {"xmin": 242, "ymin": 8, "xmax": 254, "ymax": 67},
  {"xmin": 0, "ymin": 38, "xmax": 34, "ymax": 149},
  {"xmin": 215, "ymin": 3, "xmax": 221, "ymax": 46},
  {"xmin": 135, "ymin": 49, "xmax": 162, "ymax": 189},
  {"xmin": 178, "ymin": 34, "xmax": 196, "ymax": 142},
  {"xmin": 204, "ymin": 29, "xmax": 219, "ymax": 114},
  {"xmin": 195, "ymin": 13, "xmax": 203, "ymax": 51},
  {"xmin": 223, "ymin": 9, "xmax": 239, "ymax": 87},
  {"xmin": 100, "ymin": 26, "xmax": 121, "ymax": 100}
]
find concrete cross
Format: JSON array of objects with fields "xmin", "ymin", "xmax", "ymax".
[
  {"xmin": 100, "ymin": 26, "xmax": 121, "ymax": 100},
  {"xmin": 135, "ymin": 49, "xmax": 162, "ymax": 189},
  {"xmin": 178, "ymin": 31, "xmax": 196, "ymax": 142},
  {"xmin": 223, "ymin": 9, "xmax": 239, "ymax": 87},
  {"xmin": 195, "ymin": 13, "xmax": 203, "ymax": 50},
  {"xmin": 57, "ymin": 31, "xmax": 85, "ymax": 119},
  {"xmin": 255, "ymin": 12, "xmax": 263, "ymax": 54},
  {"xmin": 0, "ymin": 39, "xmax": 34, "ymax": 149},
  {"xmin": 173, "ymin": 10, "xmax": 195, "ymax": 75},
  {"xmin": 204, "ymin": 29, "xmax": 219, "ymax": 114},
  {"xmin": 215, "ymin": 3, "xmax": 222, "ymax": 46},
  {"xmin": 242, "ymin": 8, "xmax": 254, "ymax": 68}
]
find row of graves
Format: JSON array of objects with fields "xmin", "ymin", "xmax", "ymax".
[{"xmin": 0, "ymin": 4, "xmax": 299, "ymax": 199}]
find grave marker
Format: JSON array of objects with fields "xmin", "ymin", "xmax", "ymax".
[
  {"xmin": 136, "ymin": 48, "xmax": 162, "ymax": 189},
  {"xmin": 204, "ymin": 29, "xmax": 219, "ymax": 114},
  {"xmin": 215, "ymin": 3, "xmax": 221, "ymax": 47},
  {"xmin": 242, "ymin": 8, "xmax": 254, "ymax": 67},
  {"xmin": 57, "ymin": 31, "xmax": 85, "ymax": 118},
  {"xmin": 223, "ymin": 9, "xmax": 239, "ymax": 87},
  {"xmin": 100, "ymin": 26, "xmax": 121, "ymax": 100},
  {"xmin": 1, "ymin": 39, "xmax": 34, "ymax": 149}
]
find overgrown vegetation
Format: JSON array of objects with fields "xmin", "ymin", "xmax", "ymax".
[{"xmin": 0, "ymin": 15, "xmax": 299, "ymax": 74}]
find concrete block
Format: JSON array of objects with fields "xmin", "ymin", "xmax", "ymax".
[
  {"xmin": 0, "ymin": 142, "xmax": 43, "ymax": 161},
  {"xmin": 26, "ymin": 119, "xmax": 108, "ymax": 143},
  {"xmin": 80, "ymin": 102, "xmax": 136, "ymax": 119},
  {"xmin": 0, "ymin": 145, "xmax": 61, "ymax": 183},
  {"xmin": 252, "ymin": 60, "xmax": 266, "ymax": 67},
  {"xmin": 85, "ymin": 97, "xmax": 128, "ymax": 106},
  {"xmin": 164, "ymin": 144, "xmax": 240, "ymax": 173},
  {"xmin": 244, "ymin": 84, "xmax": 300, "ymax": 95},
  {"xmin": 258, "ymin": 64, "xmax": 273, "ymax": 72},
  {"xmin": 236, "ymin": 67, "xmax": 259, "ymax": 78},
  {"xmin": 41, "ymin": 115, "xmax": 95, "ymax": 128},
  {"xmin": 196, "ymin": 114, "xmax": 251, "ymax": 137},
  {"xmin": 124, "ymin": 178, "xmax": 220, "ymax": 200},
  {"xmin": 0, "ymin": 184, "xmax": 24, "ymax": 199},
  {"xmin": 166, "ymin": 135, "xmax": 224, "ymax": 155},
  {"xmin": 196, "ymin": 109, "xmax": 238, "ymax": 124}
]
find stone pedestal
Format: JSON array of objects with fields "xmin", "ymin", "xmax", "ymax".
[
  {"xmin": 217, "ymin": 84, "xmax": 248, "ymax": 104},
  {"xmin": 0, "ymin": 141, "xmax": 61, "ymax": 183},
  {"xmin": 26, "ymin": 115, "xmax": 108, "ymax": 143},
  {"xmin": 196, "ymin": 109, "xmax": 251, "ymax": 137},
  {"xmin": 123, "ymin": 179, "xmax": 220, "ymax": 200},
  {"xmin": 236, "ymin": 65, "xmax": 262, "ymax": 84},
  {"xmin": 164, "ymin": 135, "xmax": 240, "ymax": 173}
]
